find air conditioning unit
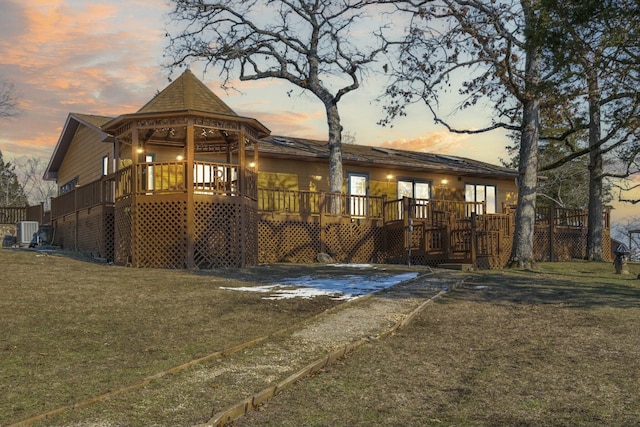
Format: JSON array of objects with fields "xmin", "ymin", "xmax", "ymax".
[{"xmin": 16, "ymin": 221, "xmax": 39, "ymax": 246}]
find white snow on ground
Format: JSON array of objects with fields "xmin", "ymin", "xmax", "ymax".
[{"xmin": 219, "ymin": 271, "xmax": 419, "ymax": 301}]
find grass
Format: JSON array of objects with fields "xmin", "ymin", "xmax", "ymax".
[
  {"xmin": 2, "ymin": 248, "xmax": 640, "ymax": 426},
  {"xmin": 0, "ymin": 249, "xmax": 349, "ymax": 425},
  {"xmin": 235, "ymin": 261, "xmax": 640, "ymax": 426}
]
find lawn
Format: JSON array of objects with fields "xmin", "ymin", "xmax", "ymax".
[
  {"xmin": 0, "ymin": 249, "xmax": 347, "ymax": 426},
  {"xmin": 2, "ymin": 248, "xmax": 639, "ymax": 427},
  {"xmin": 235, "ymin": 261, "xmax": 640, "ymax": 426}
]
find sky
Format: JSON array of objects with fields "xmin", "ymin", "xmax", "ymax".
[{"xmin": 0, "ymin": 0, "xmax": 636, "ymax": 225}]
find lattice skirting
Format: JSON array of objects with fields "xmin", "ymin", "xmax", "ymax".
[
  {"xmin": 114, "ymin": 198, "xmax": 132, "ymax": 265},
  {"xmin": 193, "ymin": 196, "xmax": 258, "ymax": 268},
  {"xmin": 258, "ymin": 215, "xmax": 384, "ymax": 264},
  {"xmin": 113, "ymin": 195, "xmax": 258, "ymax": 268},
  {"xmin": 534, "ymin": 227, "xmax": 612, "ymax": 262}
]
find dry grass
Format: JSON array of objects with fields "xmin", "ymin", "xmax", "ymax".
[
  {"xmin": 4, "ymin": 248, "xmax": 640, "ymax": 427},
  {"xmin": 0, "ymin": 249, "xmax": 347, "ymax": 426},
  {"xmin": 236, "ymin": 261, "xmax": 640, "ymax": 427}
]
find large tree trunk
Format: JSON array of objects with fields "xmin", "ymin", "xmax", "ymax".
[
  {"xmin": 326, "ymin": 102, "xmax": 344, "ymax": 214},
  {"xmin": 509, "ymin": 0, "xmax": 541, "ymax": 269},
  {"xmin": 509, "ymin": 98, "xmax": 540, "ymax": 269},
  {"xmin": 586, "ymin": 69, "xmax": 604, "ymax": 260}
]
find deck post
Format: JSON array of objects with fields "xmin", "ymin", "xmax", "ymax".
[
  {"xmin": 471, "ymin": 212, "xmax": 477, "ymax": 269},
  {"xmin": 319, "ymin": 192, "xmax": 326, "ymax": 255},
  {"xmin": 186, "ymin": 120, "xmax": 195, "ymax": 269},
  {"xmin": 130, "ymin": 121, "xmax": 139, "ymax": 267},
  {"xmin": 239, "ymin": 130, "xmax": 247, "ymax": 268}
]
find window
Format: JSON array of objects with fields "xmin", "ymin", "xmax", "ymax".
[
  {"xmin": 397, "ymin": 179, "xmax": 431, "ymax": 218},
  {"xmin": 465, "ymin": 183, "xmax": 497, "ymax": 214},
  {"xmin": 397, "ymin": 179, "xmax": 431, "ymax": 200},
  {"xmin": 60, "ymin": 176, "xmax": 79, "ymax": 195},
  {"xmin": 102, "ymin": 155, "xmax": 109, "ymax": 176},
  {"xmin": 348, "ymin": 173, "xmax": 368, "ymax": 216},
  {"xmin": 145, "ymin": 154, "xmax": 155, "ymax": 191}
]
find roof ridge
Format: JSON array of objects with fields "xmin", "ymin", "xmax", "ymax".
[{"xmin": 136, "ymin": 69, "xmax": 237, "ymax": 115}]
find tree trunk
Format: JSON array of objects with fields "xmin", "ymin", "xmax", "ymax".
[
  {"xmin": 509, "ymin": 98, "xmax": 540, "ymax": 269},
  {"xmin": 326, "ymin": 102, "xmax": 344, "ymax": 214},
  {"xmin": 586, "ymin": 68, "xmax": 604, "ymax": 260},
  {"xmin": 509, "ymin": 0, "xmax": 541, "ymax": 269}
]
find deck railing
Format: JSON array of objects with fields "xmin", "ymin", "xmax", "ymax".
[
  {"xmin": 112, "ymin": 161, "xmax": 257, "ymax": 200},
  {"xmin": 383, "ymin": 198, "xmax": 486, "ymax": 224},
  {"xmin": 51, "ymin": 179, "xmax": 115, "ymax": 218},
  {"xmin": 257, "ymin": 188, "xmax": 385, "ymax": 218}
]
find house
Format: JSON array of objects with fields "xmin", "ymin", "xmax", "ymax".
[{"xmin": 43, "ymin": 69, "xmax": 605, "ymax": 269}]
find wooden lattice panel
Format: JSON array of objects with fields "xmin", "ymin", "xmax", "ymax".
[
  {"xmin": 134, "ymin": 197, "xmax": 187, "ymax": 268},
  {"xmin": 323, "ymin": 219, "xmax": 384, "ymax": 263},
  {"xmin": 383, "ymin": 221, "xmax": 406, "ymax": 264},
  {"xmin": 602, "ymin": 230, "xmax": 611, "ymax": 262},
  {"xmin": 114, "ymin": 199, "xmax": 132, "ymax": 265},
  {"xmin": 533, "ymin": 228, "xmax": 553, "ymax": 261},
  {"xmin": 193, "ymin": 198, "xmax": 256, "ymax": 268},
  {"xmin": 553, "ymin": 228, "xmax": 587, "ymax": 261},
  {"xmin": 534, "ymin": 226, "xmax": 590, "ymax": 262},
  {"xmin": 258, "ymin": 216, "xmax": 321, "ymax": 263},
  {"xmin": 103, "ymin": 208, "xmax": 115, "ymax": 262},
  {"xmin": 245, "ymin": 205, "xmax": 259, "ymax": 266}
]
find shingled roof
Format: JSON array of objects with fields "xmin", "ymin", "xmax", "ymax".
[
  {"xmin": 258, "ymin": 135, "xmax": 518, "ymax": 179},
  {"xmin": 136, "ymin": 69, "xmax": 237, "ymax": 115}
]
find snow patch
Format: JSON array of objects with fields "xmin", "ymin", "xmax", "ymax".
[{"xmin": 220, "ymin": 272, "xmax": 419, "ymax": 300}]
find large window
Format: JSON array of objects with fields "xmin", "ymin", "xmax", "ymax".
[
  {"xmin": 398, "ymin": 179, "xmax": 431, "ymax": 218},
  {"xmin": 465, "ymin": 183, "xmax": 497, "ymax": 214},
  {"xmin": 397, "ymin": 179, "xmax": 431, "ymax": 200}
]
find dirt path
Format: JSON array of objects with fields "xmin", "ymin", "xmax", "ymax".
[{"xmin": 199, "ymin": 269, "xmax": 466, "ymax": 426}]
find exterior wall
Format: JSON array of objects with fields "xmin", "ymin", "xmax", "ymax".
[
  {"xmin": 57, "ymin": 125, "xmax": 113, "ymax": 190},
  {"xmin": 51, "ymin": 205, "xmax": 114, "ymax": 259},
  {"xmin": 256, "ymin": 156, "xmax": 518, "ymax": 213}
]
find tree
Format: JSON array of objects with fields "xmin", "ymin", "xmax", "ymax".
[
  {"xmin": 383, "ymin": 0, "xmax": 549, "ymax": 269},
  {"xmin": 0, "ymin": 151, "xmax": 27, "ymax": 207},
  {"xmin": 504, "ymin": 131, "xmax": 599, "ymax": 209},
  {"xmin": 541, "ymin": 0, "xmax": 640, "ymax": 260},
  {"xmin": 13, "ymin": 156, "xmax": 57, "ymax": 209},
  {"xmin": 0, "ymin": 76, "xmax": 19, "ymax": 119},
  {"xmin": 164, "ymin": 0, "xmax": 394, "ymax": 210}
]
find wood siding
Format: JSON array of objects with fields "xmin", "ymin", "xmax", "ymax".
[{"xmin": 57, "ymin": 125, "xmax": 112, "ymax": 190}]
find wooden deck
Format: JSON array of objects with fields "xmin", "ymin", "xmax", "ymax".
[{"xmin": 10, "ymin": 178, "xmax": 611, "ymax": 268}]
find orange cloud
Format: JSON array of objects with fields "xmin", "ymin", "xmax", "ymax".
[{"xmin": 379, "ymin": 130, "xmax": 470, "ymax": 155}]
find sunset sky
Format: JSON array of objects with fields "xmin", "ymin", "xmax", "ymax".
[{"xmin": 0, "ymin": 0, "xmax": 636, "ymax": 224}]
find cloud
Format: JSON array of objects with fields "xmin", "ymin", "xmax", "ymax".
[
  {"xmin": 0, "ymin": 0, "xmax": 170, "ymax": 159},
  {"xmin": 379, "ymin": 130, "xmax": 470, "ymax": 154}
]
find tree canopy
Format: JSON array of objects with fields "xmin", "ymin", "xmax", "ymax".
[{"xmin": 165, "ymin": 0, "xmax": 396, "ymax": 201}]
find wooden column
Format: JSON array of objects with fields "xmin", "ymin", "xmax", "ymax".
[
  {"xmin": 186, "ymin": 120, "xmax": 195, "ymax": 268},
  {"xmin": 130, "ymin": 121, "xmax": 138, "ymax": 267},
  {"xmin": 239, "ymin": 130, "xmax": 247, "ymax": 267}
]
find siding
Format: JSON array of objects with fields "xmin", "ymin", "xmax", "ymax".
[{"xmin": 57, "ymin": 125, "xmax": 112, "ymax": 189}]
